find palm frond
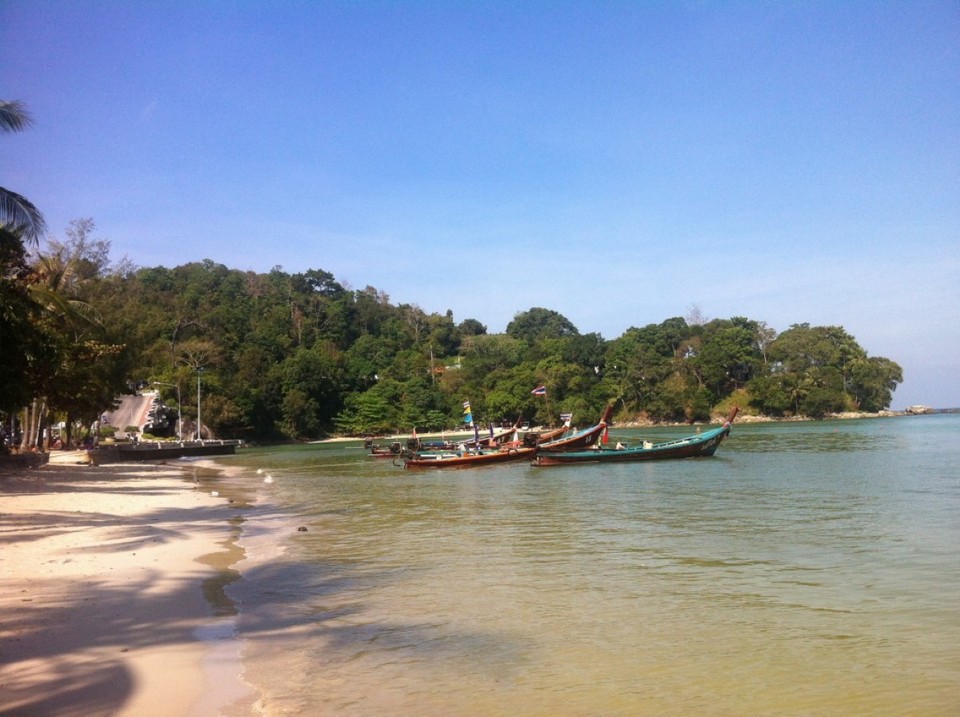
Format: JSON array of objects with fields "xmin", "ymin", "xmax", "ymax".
[
  {"xmin": 65, "ymin": 297, "xmax": 103, "ymax": 326},
  {"xmin": 0, "ymin": 187, "xmax": 47, "ymax": 244},
  {"xmin": 27, "ymin": 284, "xmax": 102, "ymax": 327},
  {"xmin": 0, "ymin": 100, "xmax": 33, "ymax": 133}
]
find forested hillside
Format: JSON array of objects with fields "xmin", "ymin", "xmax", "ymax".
[{"xmin": 1, "ymin": 222, "xmax": 904, "ymax": 444}]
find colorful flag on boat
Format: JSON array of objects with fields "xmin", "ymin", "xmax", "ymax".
[
  {"xmin": 531, "ymin": 386, "xmax": 547, "ymax": 396},
  {"xmin": 560, "ymin": 413, "xmax": 573, "ymax": 426},
  {"xmin": 462, "ymin": 401, "xmax": 473, "ymax": 425}
]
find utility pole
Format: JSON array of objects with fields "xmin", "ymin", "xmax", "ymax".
[{"xmin": 195, "ymin": 368, "xmax": 205, "ymax": 441}]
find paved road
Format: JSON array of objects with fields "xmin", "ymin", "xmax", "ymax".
[{"xmin": 103, "ymin": 393, "xmax": 156, "ymax": 437}]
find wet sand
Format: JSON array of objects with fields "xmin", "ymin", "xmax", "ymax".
[{"xmin": 0, "ymin": 454, "xmax": 255, "ymax": 716}]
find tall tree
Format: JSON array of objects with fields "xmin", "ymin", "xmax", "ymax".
[
  {"xmin": 849, "ymin": 357, "xmax": 903, "ymax": 412},
  {"xmin": 27, "ymin": 222, "xmax": 129, "ymax": 447},
  {"xmin": 0, "ymin": 229, "xmax": 54, "ymax": 416},
  {"xmin": 694, "ymin": 321, "xmax": 762, "ymax": 397},
  {"xmin": 506, "ymin": 307, "xmax": 579, "ymax": 343},
  {"xmin": 1, "ymin": 100, "xmax": 51, "ymax": 428}
]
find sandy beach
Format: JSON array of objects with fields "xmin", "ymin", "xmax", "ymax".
[{"xmin": 0, "ymin": 454, "xmax": 254, "ymax": 717}]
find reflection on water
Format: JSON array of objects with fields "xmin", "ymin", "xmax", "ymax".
[{"xmin": 217, "ymin": 416, "xmax": 960, "ymax": 716}]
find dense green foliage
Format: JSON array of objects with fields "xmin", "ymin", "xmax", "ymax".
[{"xmin": 3, "ymin": 219, "xmax": 905, "ymax": 442}]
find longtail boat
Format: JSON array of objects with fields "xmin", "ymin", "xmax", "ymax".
[
  {"xmin": 533, "ymin": 425, "xmax": 568, "ymax": 442},
  {"xmin": 401, "ymin": 445, "xmax": 536, "ymax": 469},
  {"xmin": 533, "ymin": 408, "xmax": 738, "ymax": 466},
  {"xmin": 406, "ymin": 436, "xmax": 459, "ymax": 452},
  {"xmin": 536, "ymin": 404, "xmax": 614, "ymax": 452},
  {"xmin": 522, "ymin": 416, "xmax": 572, "ymax": 446},
  {"xmin": 476, "ymin": 417, "xmax": 523, "ymax": 448},
  {"xmin": 368, "ymin": 441, "xmax": 403, "ymax": 458}
]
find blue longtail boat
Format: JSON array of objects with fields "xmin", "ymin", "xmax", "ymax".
[{"xmin": 533, "ymin": 408, "xmax": 738, "ymax": 466}]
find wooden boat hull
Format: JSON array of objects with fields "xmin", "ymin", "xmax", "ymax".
[
  {"xmin": 403, "ymin": 446, "xmax": 536, "ymax": 469},
  {"xmin": 536, "ymin": 404, "xmax": 614, "ymax": 452},
  {"xmin": 522, "ymin": 424, "xmax": 568, "ymax": 447},
  {"xmin": 368, "ymin": 441, "xmax": 404, "ymax": 458},
  {"xmin": 533, "ymin": 423, "xmax": 732, "ymax": 466},
  {"xmin": 475, "ymin": 418, "xmax": 523, "ymax": 448}
]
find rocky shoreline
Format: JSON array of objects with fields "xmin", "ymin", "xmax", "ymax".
[{"xmin": 612, "ymin": 409, "xmax": 910, "ymax": 429}]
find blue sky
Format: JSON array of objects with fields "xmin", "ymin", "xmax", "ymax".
[{"xmin": 3, "ymin": 1, "xmax": 958, "ymax": 409}]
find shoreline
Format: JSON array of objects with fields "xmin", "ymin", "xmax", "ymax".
[
  {"xmin": 0, "ymin": 455, "xmax": 256, "ymax": 716},
  {"xmin": 310, "ymin": 408, "xmax": 916, "ymax": 444}
]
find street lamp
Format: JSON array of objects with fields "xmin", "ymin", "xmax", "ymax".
[
  {"xmin": 195, "ymin": 368, "xmax": 205, "ymax": 442},
  {"xmin": 152, "ymin": 381, "xmax": 182, "ymax": 442}
]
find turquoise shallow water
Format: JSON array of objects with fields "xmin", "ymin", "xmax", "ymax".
[{"xmin": 207, "ymin": 415, "xmax": 960, "ymax": 716}]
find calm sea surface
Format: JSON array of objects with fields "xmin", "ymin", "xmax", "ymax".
[{"xmin": 204, "ymin": 415, "xmax": 960, "ymax": 716}]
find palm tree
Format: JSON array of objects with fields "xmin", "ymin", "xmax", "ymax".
[
  {"xmin": 16, "ymin": 231, "xmax": 115, "ymax": 450},
  {"xmin": 1, "ymin": 100, "xmax": 47, "ymax": 244},
  {"xmin": 1, "ymin": 100, "xmax": 56, "ymax": 448}
]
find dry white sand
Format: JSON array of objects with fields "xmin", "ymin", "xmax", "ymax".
[{"xmin": 0, "ymin": 454, "xmax": 255, "ymax": 716}]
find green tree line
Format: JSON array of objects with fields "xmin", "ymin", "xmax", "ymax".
[{"xmin": 3, "ymin": 224, "xmax": 903, "ymax": 444}]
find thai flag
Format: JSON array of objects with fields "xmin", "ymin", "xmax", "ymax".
[{"xmin": 531, "ymin": 386, "xmax": 547, "ymax": 396}]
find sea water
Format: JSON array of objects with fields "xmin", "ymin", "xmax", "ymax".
[{"xmin": 203, "ymin": 415, "xmax": 960, "ymax": 716}]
